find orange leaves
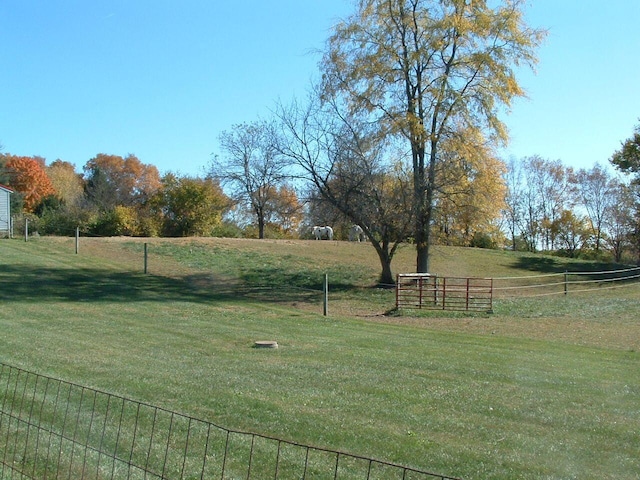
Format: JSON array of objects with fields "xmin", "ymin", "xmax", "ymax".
[
  {"xmin": 4, "ymin": 155, "xmax": 56, "ymax": 212},
  {"xmin": 85, "ymin": 153, "xmax": 161, "ymax": 206}
]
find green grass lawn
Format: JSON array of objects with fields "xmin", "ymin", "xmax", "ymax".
[{"xmin": 1, "ymin": 237, "xmax": 639, "ymax": 479}]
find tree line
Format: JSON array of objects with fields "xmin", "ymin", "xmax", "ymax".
[
  {"xmin": 0, "ymin": 153, "xmax": 234, "ymax": 238},
  {"xmin": 504, "ymin": 153, "xmax": 640, "ymax": 263},
  {"xmin": 3, "ymin": 1, "xmax": 639, "ymax": 283},
  {"xmin": 3, "ymin": 122, "xmax": 638, "ymax": 273}
]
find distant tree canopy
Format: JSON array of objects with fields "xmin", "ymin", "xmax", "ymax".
[
  {"xmin": 152, "ymin": 174, "xmax": 231, "ymax": 237},
  {"xmin": 84, "ymin": 153, "xmax": 161, "ymax": 211},
  {"xmin": 501, "ymin": 154, "xmax": 640, "ymax": 262}
]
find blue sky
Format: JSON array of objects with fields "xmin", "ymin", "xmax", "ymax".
[{"xmin": 1, "ymin": 1, "xmax": 639, "ymax": 177}]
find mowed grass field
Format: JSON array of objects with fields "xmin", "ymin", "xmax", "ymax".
[{"xmin": 0, "ymin": 236, "xmax": 638, "ymax": 479}]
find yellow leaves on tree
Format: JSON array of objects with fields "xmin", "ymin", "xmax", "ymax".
[
  {"xmin": 435, "ymin": 128, "xmax": 507, "ymax": 246},
  {"xmin": 324, "ymin": 0, "xmax": 545, "ymax": 271},
  {"xmin": 4, "ymin": 155, "xmax": 56, "ymax": 212},
  {"xmin": 47, "ymin": 160, "xmax": 84, "ymax": 207},
  {"xmin": 265, "ymin": 185, "xmax": 303, "ymax": 235}
]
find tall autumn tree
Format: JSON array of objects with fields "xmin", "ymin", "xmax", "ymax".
[
  {"xmin": 322, "ymin": 0, "xmax": 545, "ymax": 272},
  {"xmin": 84, "ymin": 153, "xmax": 161, "ymax": 210},
  {"xmin": 2, "ymin": 155, "xmax": 56, "ymax": 212},
  {"xmin": 47, "ymin": 160, "xmax": 84, "ymax": 207}
]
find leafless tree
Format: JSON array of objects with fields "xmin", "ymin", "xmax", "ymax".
[{"xmin": 211, "ymin": 120, "xmax": 293, "ymax": 239}]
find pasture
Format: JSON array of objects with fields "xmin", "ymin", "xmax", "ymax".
[{"xmin": 0, "ymin": 237, "xmax": 638, "ymax": 479}]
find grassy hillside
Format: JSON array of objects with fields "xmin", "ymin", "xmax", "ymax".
[{"xmin": 1, "ymin": 236, "xmax": 639, "ymax": 479}]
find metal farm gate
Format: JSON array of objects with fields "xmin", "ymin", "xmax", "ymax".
[{"xmin": 396, "ymin": 274, "xmax": 493, "ymax": 313}]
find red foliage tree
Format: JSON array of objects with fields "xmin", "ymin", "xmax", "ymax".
[{"xmin": 4, "ymin": 155, "xmax": 56, "ymax": 212}]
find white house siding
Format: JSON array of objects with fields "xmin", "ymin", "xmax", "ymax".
[{"xmin": 0, "ymin": 185, "xmax": 12, "ymax": 235}]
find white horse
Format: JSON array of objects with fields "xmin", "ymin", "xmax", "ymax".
[
  {"xmin": 348, "ymin": 224, "xmax": 365, "ymax": 242},
  {"xmin": 312, "ymin": 225, "xmax": 334, "ymax": 240}
]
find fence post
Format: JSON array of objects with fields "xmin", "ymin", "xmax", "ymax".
[
  {"xmin": 564, "ymin": 270, "xmax": 568, "ymax": 295},
  {"xmin": 441, "ymin": 277, "xmax": 446, "ymax": 310},
  {"xmin": 466, "ymin": 278, "xmax": 470, "ymax": 310},
  {"xmin": 433, "ymin": 276, "xmax": 438, "ymax": 305},
  {"xmin": 75, "ymin": 227, "xmax": 80, "ymax": 254},
  {"xmin": 24, "ymin": 218, "xmax": 28, "ymax": 242},
  {"xmin": 395, "ymin": 274, "xmax": 399, "ymax": 309},
  {"xmin": 144, "ymin": 243, "xmax": 148, "ymax": 274},
  {"xmin": 323, "ymin": 274, "xmax": 328, "ymax": 316}
]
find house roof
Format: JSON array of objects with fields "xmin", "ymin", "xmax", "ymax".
[{"xmin": 0, "ymin": 184, "xmax": 14, "ymax": 193}]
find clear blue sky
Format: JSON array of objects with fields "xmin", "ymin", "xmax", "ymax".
[{"xmin": 1, "ymin": 1, "xmax": 638, "ymax": 177}]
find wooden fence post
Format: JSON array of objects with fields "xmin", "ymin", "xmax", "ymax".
[{"xmin": 323, "ymin": 274, "xmax": 328, "ymax": 316}]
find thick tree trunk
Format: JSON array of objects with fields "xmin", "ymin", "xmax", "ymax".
[
  {"xmin": 414, "ymin": 142, "xmax": 436, "ymax": 274},
  {"xmin": 378, "ymin": 255, "xmax": 394, "ymax": 287},
  {"xmin": 369, "ymin": 238, "xmax": 395, "ymax": 286},
  {"xmin": 256, "ymin": 205, "xmax": 265, "ymax": 239},
  {"xmin": 415, "ymin": 218, "xmax": 430, "ymax": 273}
]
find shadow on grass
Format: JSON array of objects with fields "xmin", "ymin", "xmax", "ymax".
[
  {"xmin": 239, "ymin": 266, "xmax": 364, "ymax": 293},
  {"xmin": 0, "ymin": 264, "xmax": 330, "ymax": 305},
  {"xmin": 513, "ymin": 256, "xmax": 629, "ymax": 275}
]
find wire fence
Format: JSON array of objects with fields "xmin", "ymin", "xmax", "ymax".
[
  {"xmin": 394, "ymin": 266, "xmax": 640, "ymax": 311},
  {"xmin": 0, "ymin": 363, "xmax": 461, "ymax": 480},
  {"xmin": 492, "ymin": 265, "xmax": 640, "ymax": 298}
]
